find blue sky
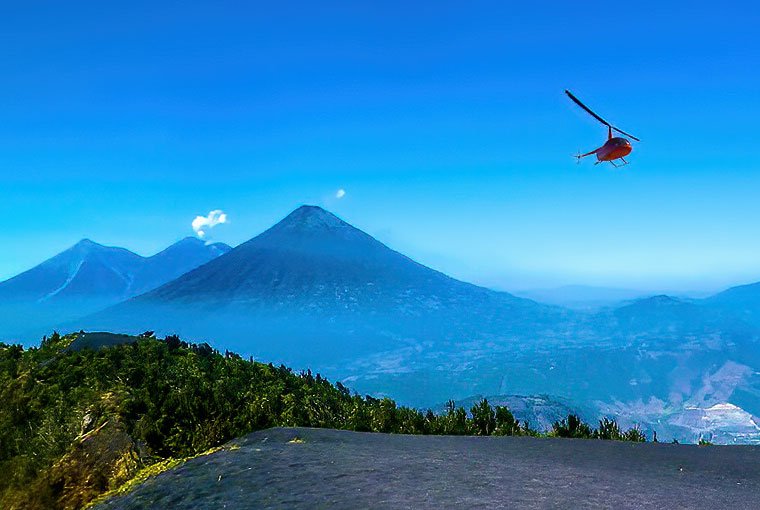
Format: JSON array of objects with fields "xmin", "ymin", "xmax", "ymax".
[{"xmin": 3, "ymin": 1, "xmax": 760, "ymax": 292}]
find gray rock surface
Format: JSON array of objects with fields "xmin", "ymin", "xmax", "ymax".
[{"xmin": 97, "ymin": 427, "xmax": 760, "ymax": 509}]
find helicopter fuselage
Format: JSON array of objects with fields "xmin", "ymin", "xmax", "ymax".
[{"xmin": 594, "ymin": 136, "xmax": 632, "ymax": 162}]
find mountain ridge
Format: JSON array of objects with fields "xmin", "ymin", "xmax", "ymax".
[{"xmin": 0, "ymin": 237, "xmax": 231, "ymax": 340}]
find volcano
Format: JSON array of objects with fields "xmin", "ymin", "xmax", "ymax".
[{"xmin": 81, "ymin": 205, "xmax": 557, "ymax": 365}]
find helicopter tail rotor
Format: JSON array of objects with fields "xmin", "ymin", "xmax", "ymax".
[{"xmin": 575, "ymin": 148, "xmax": 598, "ymax": 162}]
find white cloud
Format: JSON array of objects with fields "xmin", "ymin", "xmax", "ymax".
[
  {"xmin": 192, "ymin": 209, "xmax": 228, "ymax": 238},
  {"xmin": 335, "ymin": 188, "xmax": 346, "ymax": 199}
]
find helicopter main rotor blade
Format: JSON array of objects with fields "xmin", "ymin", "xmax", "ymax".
[
  {"xmin": 565, "ymin": 89, "xmax": 640, "ymax": 142},
  {"xmin": 611, "ymin": 126, "xmax": 640, "ymax": 142},
  {"xmin": 565, "ymin": 90, "xmax": 611, "ymax": 127}
]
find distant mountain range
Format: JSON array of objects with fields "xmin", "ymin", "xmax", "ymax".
[
  {"xmin": 705, "ymin": 282, "xmax": 760, "ymax": 328},
  {"xmin": 513, "ymin": 285, "xmax": 651, "ymax": 310},
  {"xmin": 0, "ymin": 237, "xmax": 230, "ymax": 339},
  {"xmin": 513, "ymin": 285, "xmax": 718, "ymax": 310},
  {"xmin": 4, "ymin": 205, "xmax": 760, "ymax": 443},
  {"xmin": 81, "ymin": 205, "xmax": 561, "ymax": 366}
]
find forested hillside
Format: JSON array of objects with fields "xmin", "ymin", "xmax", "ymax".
[{"xmin": 0, "ymin": 332, "xmax": 645, "ymax": 509}]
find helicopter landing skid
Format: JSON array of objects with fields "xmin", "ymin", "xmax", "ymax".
[{"xmin": 595, "ymin": 158, "xmax": 629, "ymax": 168}]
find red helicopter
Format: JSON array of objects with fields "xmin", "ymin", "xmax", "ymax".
[{"xmin": 565, "ymin": 90, "xmax": 640, "ymax": 167}]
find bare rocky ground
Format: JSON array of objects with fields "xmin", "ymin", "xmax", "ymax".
[{"xmin": 96, "ymin": 427, "xmax": 760, "ymax": 509}]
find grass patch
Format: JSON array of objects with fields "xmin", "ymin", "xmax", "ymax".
[{"xmin": 85, "ymin": 445, "xmax": 234, "ymax": 508}]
